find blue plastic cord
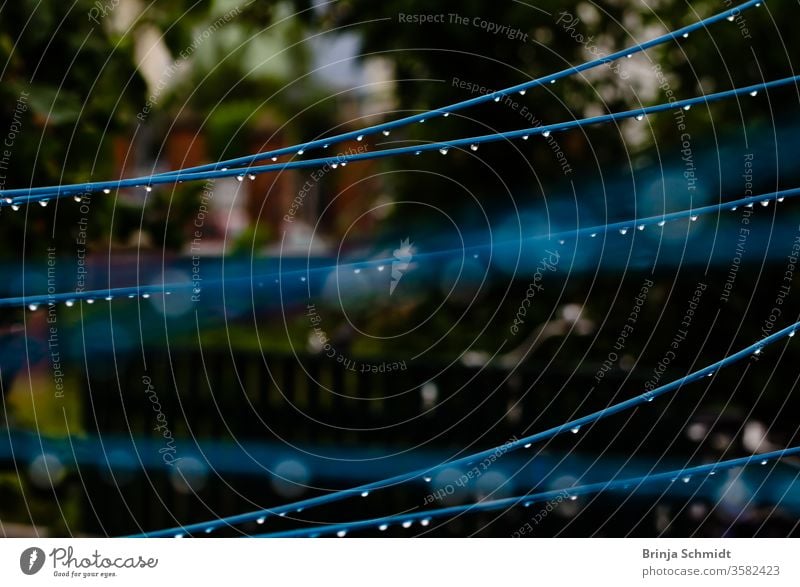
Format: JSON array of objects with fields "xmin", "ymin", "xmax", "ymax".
[
  {"xmin": 5, "ymin": 74, "xmax": 795, "ymax": 205},
  {"xmin": 0, "ymin": 0, "xmax": 765, "ymax": 202},
  {"xmin": 256, "ymin": 446, "xmax": 800, "ymax": 538},
  {"xmin": 7, "ymin": 185, "xmax": 799, "ymax": 310},
  {"xmin": 130, "ymin": 319, "xmax": 800, "ymax": 537}
]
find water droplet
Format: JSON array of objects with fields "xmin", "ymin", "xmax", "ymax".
[
  {"xmin": 300, "ymin": 276, "xmax": 307, "ymax": 282},
  {"xmin": 423, "ymin": 476, "xmax": 432, "ymax": 482},
  {"xmin": 760, "ymin": 459, "xmax": 768, "ymax": 465},
  {"xmin": 3, "ymin": 198, "xmax": 11, "ymax": 204},
  {"xmin": 86, "ymin": 299, "xmax": 94, "ymax": 304},
  {"xmin": 174, "ymin": 533, "xmax": 184, "ymax": 538},
  {"xmin": 753, "ymin": 347, "xmax": 762, "ymax": 355},
  {"xmin": 494, "ymin": 96, "xmax": 501, "ymax": 102},
  {"xmin": 731, "ymin": 206, "xmax": 738, "ymax": 211},
  {"xmin": 297, "ymin": 149, "xmax": 304, "ymax": 155},
  {"xmin": 746, "ymin": 202, "xmax": 754, "ymax": 208},
  {"xmin": 236, "ymin": 175, "xmax": 244, "ymax": 182},
  {"xmin": 569, "ymin": 495, "xmax": 578, "ymax": 501},
  {"xmin": 105, "ymin": 296, "xmax": 113, "ymax": 301},
  {"xmin": 619, "ymin": 228, "xmax": 628, "ymax": 235},
  {"xmin": 331, "ymin": 163, "xmax": 338, "ymax": 169},
  {"xmin": 590, "ymin": 233, "xmax": 597, "ymax": 238},
  {"xmin": 145, "ymin": 186, "xmax": 152, "ymax": 192},
  {"xmin": 248, "ymin": 174, "xmax": 256, "ymax": 181},
  {"xmin": 443, "ymin": 113, "xmax": 449, "ymax": 117},
  {"xmin": 690, "ymin": 215, "xmax": 698, "ymax": 221},
  {"xmin": 522, "ymin": 135, "xmax": 529, "ymax": 140},
  {"xmin": 706, "ymin": 371, "xmax": 714, "ymax": 377},
  {"xmin": 256, "ymin": 517, "xmax": 266, "ymax": 524},
  {"xmin": 204, "ymin": 527, "xmax": 214, "ymax": 534},
  {"xmin": 356, "ymin": 135, "xmax": 364, "ymax": 141},
  {"xmin": 128, "ymin": 294, "xmax": 136, "ymax": 299},
  {"xmin": 789, "ymin": 331, "xmax": 796, "ymax": 338},
  {"xmin": 749, "ymin": 90, "xmax": 758, "ymax": 97},
  {"xmin": 439, "ymin": 147, "xmax": 449, "ymax": 155},
  {"xmin": 354, "ymin": 268, "xmax": 361, "ymax": 274},
  {"xmin": 142, "ymin": 293, "xmax": 151, "ymax": 299},
  {"xmin": 402, "ymin": 520, "xmax": 413, "ymax": 528},
  {"xmin": 682, "ymin": 32, "xmax": 689, "ymax": 39},
  {"xmin": 519, "ymin": 89, "xmax": 526, "ymax": 96},
  {"xmin": 361, "ymin": 491, "xmax": 369, "ymax": 497},
  {"xmin": 683, "ymin": 104, "xmax": 692, "ymax": 111},
  {"xmin": 414, "ymin": 151, "xmax": 421, "ymax": 156},
  {"xmin": 382, "ymin": 130, "xmax": 391, "ymax": 136},
  {"xmin": 28, "ymin": 303, "xmax": 38, "ymax": 311},
  {"xmin": 336, "ymin": 530, "xmax": 347, "ymax": 537},
  {"xmin": 550, "ymin": 79, "xmax": 556, "ymax": 84},
  {"xmin": 637, "ymin": 225, "xmax": 645, "ymax": 231},
  {"xmin": 682, "ymin": 476, "xmax": 691, "ymax": 483},
  {"xmin": 470, "ymin": 144, "xmax": 479, "ymax": 151},
  {"xmin": 221, "ymin": 167, "xmax": 228, "ymax": 171},
  {"xmin": 635, "ymin": 114, "xmax": 645, "ymax": 121},
  {"xmin": 271, "ymin": 157, "xmax": 277, "ymax": 162},
  {"xmin": 644, "ymin": 392, "xmax": 654, "ymax": 402},
  {"xmin": 377, "ymin": 265, "xmax": 385, "ymax": 272},
  {"xmin": 103, "ymin": 188, "xmax": 111, "ymax": 194},
  {"xmin": 420, "ymin": 518, "xmax": 431, "ymax": 527},
  {"xmin": 760, "ymin": 200, "xmax": 769, "ymax": 207},
  {"xmin": 558, "ymin": 239, "xmax": 565, "ymax": 245},
  {"xmin": 524, "ymin": 443, "xmax": 532, "ymax": 448},
  {"xmin": 727, "ymin": 14, "xmax": 735, "ymax": 22},
  {"xmin": 570, "ymin": 426, "xmax": 580, "ymax": 434},
  {"xmin": 420, "ymin": 118, "xmax": 425, "ymax": 123},
  {"xmin": 39, "ymin": 200, "xmax": 49, "ymax": 207},
  {"xmin": 542, "ymin": 130, "xmax": 551, "ymax": 138},
  {"xmin": 626, "ymin": 54, "xmax": 633, "ymax": 59},
  {"xmin": 11, "ymin": 204, "xmax": 19, "ymax": 211},
  {"xmin": 709, "ymin": 470, "xmax": 716, "ymax": 476},
  {"xmin": 378, "ymin": 524, "xmax": 389, "ymax": 531},
  {"xmin": 73, "ymin": 195, "xmax": 82, "ymax": 202},
  {"xmin": 65, "ymin": 300, "xmax": 75, "ymax": 307},
  {"xmin": 340, "ymin": 162, "xmax": 347, "ymax": 167},
  {"xmin": 778, "ymin": 197, "xmax": 785, "ymax": 202}
]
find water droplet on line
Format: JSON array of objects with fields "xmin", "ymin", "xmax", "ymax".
[
  {"xmin": 337, "ymin": 530, "xmax": 347, "ymax": 537},
  {"xmin": 439, "ymin": 147, "xmax": 449, "ymax": 155},
  {"xmin": 382, "ymin": 130, "xmax": 391, "ymax": 136},
  {"xmin": 402, "ymin": 520, "xmax": 413, "ymax": 528},
  {"xmin": 760, "ymin": 200, "xmax": 769, "ymax": 207},
  {"xmin": 570, "ymin": 426, "xmax": 581, "ymax": 434},
  {"xmin": 635, "ymin": 114, "xmax": 645, "ymax": 121},
  {"xmin": 28, "ymin": 303, "xmax": 38, "ymax": 311},
  {"xmin": 519, "ymin": 89, "xmax": 526, "ymax": 96},
  {"xmin": 39, "ymin": 200, "xmax": 49, "ymax": 207},
  {"xmin": 356, "ymin": 135, "xmax": 364, "ymax": 141},
  {"xmin": 361, "ymin": 491, "xmax": 369, "ymax": 497},
  {"xmin": 379, "ymin": 524, "xmax": 389, "ymax": 531},
  {"xmin": 470, "ymin": 144, "xmax": 479, "ymax": 151},
  {"xmin": 683, "ymin": 104, "xmax": 692, "ymax": 111},
  {"xmin": 619, "ymin": 228, "xmax": 628, "ymax": 235},
  {"xmin": 542, "ymin": 130, "xmax": 551, "ymax": 138},
  {"xmin": 103, "ymin": 188, "xmax": 111, "ymax": 194},
  {"xmin": 749, "ymin": 90, "xmax": 758, "ymax": 97}
]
